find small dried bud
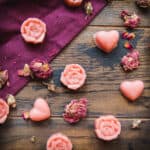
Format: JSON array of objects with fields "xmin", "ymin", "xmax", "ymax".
[
  {"xmin": 0, "ymin": 70, "xmax": 8, "ymax": 89},
  {"xmin": 63, "ymin": 98, "xmax": 88, "ymax": 123},
  {"xmin": 124, "ymin": 41, "xmax": 134, "ymax": 50},
  {"xmin": 132, "ymin": 119, "xmax": 142, "ymax": 129},
  {"xmin": 30, "ymin": 58, "xmax": 52, "ymax": 79},
  {"xmin": 42, "ymin": 81, "xmax": 56, "ymax": 92},
  {"xmin": 22, "ymin": 111, "xmax": 30, "ymax": 120},
  {"xmin": 18, "ymin": 64, "xmax": 31, "ymax": 77},
  {"xmin": 30, "ymin": 136, "xmax": 36, "ymax": 143},
  {"xmin": 120, "ymin": 10, "xmax": 140, "ymax": 29},
  {"xmin": 136, "ymin": 0, "xmax": 150, "ymax": 8},
  {"xmin": 84, "ymin": 2, "xmax": 93, "ymax": 17},
  {"xmin": 121, "ymin": 50, "xmax": 140, "ymax": 71},
  {"xmin": 7, "ymin": 94, "xmax": 16, "ymax": 108},
  {"xmin": 122, "ymin": 32, "xmax": 136, "ymax": 40}
]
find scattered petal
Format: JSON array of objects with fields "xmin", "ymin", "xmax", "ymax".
[
  {"xmin": 84, "ymin": 2, "xmax": 93, "ymax": 17},
  {"xmin": 124, "ymin": 41, "xmax": 133, "ymax": 50},
  {"xmin": 7, "ymin": 94, "xmax": 16, "ymax": 108},
  {"xmin": 122, "ymin": 32, "xmax": 136, "ymax": 40},
  {"xmin": 42, "ymin": 81, "xmax": 56, "ymax": 92},
  {"xmin": 18, "ymin": 64, "xmax": 31, "ymax": 77},
  {"xmin": 0, "ymin": 70, "xmax": 8, "ymax": 89},
  {"xmin": 132, "ymin": 119, "xmax": 142, "ymax": 129},
  {"xmin": 30, "ymin": 136, "xmax": 36, "ymax": 143},
  {"xmin": 22, "ymin": 111, "xmax": 30, "ymax": 120}
]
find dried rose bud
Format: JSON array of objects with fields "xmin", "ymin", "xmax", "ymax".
[
  {"xmin": 124, "ymin": 41, "xmax": 133, "ymax": 50},
  {"xmin": 132, "ymin": 119, "xmax": 142, "ymax": 129},
  {"xmin": 84, "ymin": 2, "xmax": 93, "ymax": 16},
  {"xmin": 121, "ymin": 50, "xmax": 140, "ymax": 71},
  {"xmin": 7, "ymin": 94, "xmax": 16, "ymax": 108},
  {"xmin": 30, "ymin": 136, "xmax": 36, "ymax": 143},
  {"xmin": 120, "ymin": 10, "xmax": 140, "ymax": 29},
  {"xmin": 63, "ymin": 98, "xmax": 88, "ymax": 123},
  {"xmin": 30, "ymin": 58, "xmax": 52, "ymax": 79},
  {"xmin": 22, "ymin": 111, "xmax": 30, "ymax": 120},
  {"xmin": 0, "ymin": 70, "xmax": 8, "ymax": 89},
  {"xmin": 18, "ymin": 64, "xmax": 31, "ymax": 77},
  {"xmin": 136, "ymin": 0, "xmax": 150, "ymax": 8},
  {"xmin": 122, "ymin": 32, "xmax": 136, "ymax": 40}
]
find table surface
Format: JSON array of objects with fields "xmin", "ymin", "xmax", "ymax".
[{"xmin": 0, "ymin": 0, "xmax": 150, "ymax": 150}]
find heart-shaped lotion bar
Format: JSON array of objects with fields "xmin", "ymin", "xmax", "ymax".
[
  {"xmin": 30, "ymin": 98, "xmax": 51, "ymax": 121},
  {"xmin": 120, "ymin": 80, "xmax": 144, "ymax": 101},
  {"xmin": 93, "ymin": 30, "xmax": 119, "ymax": 53}
]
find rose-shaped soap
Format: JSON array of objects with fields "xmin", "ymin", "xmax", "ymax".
[
  {"xmin": 60, "ymin": 64, "xmax": 86, "ymax": 90},
  {"xmin": 95, "ymin": 115, "xmax": 121, "ymax": 141},
  {"xmin": 93, "ymin": 30, "xmax": 119, "ymax": 53},
  {"xmin": 46, "ymin": 133, "xmax": 72, "ymax": 150},
  {"xmin": 64, "ymin": 0, "xmax": 83, "ymax": 7},
  {"xmin": 0, "ymin": 98, "xmax": 9, "ymax": 124},
  {"xmin": 21, "ymin": 18, "xmax": 46, "ymax": 44}
]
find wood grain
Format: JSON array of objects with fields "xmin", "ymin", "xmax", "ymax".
[
  {"xmin": 0, "ymin": 118, "xmax": 150, "ymax": 150},
  {"xmin": 0, "ymin": 0, "xmax": 150, "ymax": 150}
]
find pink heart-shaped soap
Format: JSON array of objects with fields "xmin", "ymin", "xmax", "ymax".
[
  {"xmin": 30, "ymin": 98, "xmax": 51, "ymax": 121},
  {"xmin": 120, "ymin": 80, "xmax": 144, "ymax": 101},
  {"xmin": 93, "ymin": 30, "xmax": 119, "ymax": 53}
]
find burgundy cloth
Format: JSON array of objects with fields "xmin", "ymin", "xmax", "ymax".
[{"xmin": 0, "ymin": 0, "xmax": 106, "ymax": 99}]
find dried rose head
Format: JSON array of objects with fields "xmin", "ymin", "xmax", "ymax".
[
  {"xmin": 63, "ymin": 98, "xmax": 88, "ymax": 123},
  {"xmin": 121, "ymin": 50, "xmax": 140, "ymax": 71},
  {"xmin": 30, "ymin": 58, "xmax": 52, "ymax": 79},
  {"xmin": 120, "ymin": 10, "xmax": 140, "ymax": 29},
  {"xmin": 135, "ymin": 0, "xmax": 150, "ymax": 8},
  {"xmin": 0, "ymin": 70, "xmax": 8, "ymax": 89}
]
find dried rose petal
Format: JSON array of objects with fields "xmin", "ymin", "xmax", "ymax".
[
  {"xmin": 0, "ymin": 70, "xmax": 8, "ymax": 89},
  {"xmin": 22, "ymin": 111, "xmax": 30, "ymax": 120},
  {"xmin": 7, "ymin": 94, "xmax": 16, "ymax": 108},
  {"xmin": 63, "ymin": 98, "xmax": 88, "ymax": 123},
  {"xmin": 18, "ymin": 64, "xmax": 31, "ymax": 77},
  {"xmin": 84, "ymin": 2, "xmax": 93, "ymax": 16},
  {"xmin": 136, "ymin": 0, "xmax": 150, "ymax": 8},
  {"xmin": 30, "ymin": 136, "xmax": 36, "ymax": 143},
  {"xmin": 132, "ymin": 119, "xmax": 142, "ymax": 129},
  {"xmin": 122, "ymin": 32, "xmax": 136, "ymax": 40},
  {"xmin": 121, "ymin": 50, "xmax": 140, "ymax": 71},
  {"xmin": 30, "ymin": 58, "xmax": 52, "ymax": 79},
  {"xmin": 124, "ymin": 41, "xmax": 133, "ymax": 50},
  {"xmin": 120, "ymin": 10, "xmax": 140, "ymax": 29}
]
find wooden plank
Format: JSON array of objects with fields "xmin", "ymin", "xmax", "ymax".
[
  {"xmin": 0, "ymin": 118, "xmax": 150, "ymax": 150},
  {"xmin": 91, "ymin": 0, "xmax": 150, "ymax": 27}
]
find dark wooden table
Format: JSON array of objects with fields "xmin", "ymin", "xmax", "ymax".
[{"xmin": 0, "ymin": 0, "xmax": 150, "ymax": 150}]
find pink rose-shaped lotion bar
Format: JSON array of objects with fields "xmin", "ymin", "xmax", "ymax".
[
  {"xmin": 21, "ymin": 18, "xmax": 46, "ymax": 44},
  {"xmin": 60, "ymin": 64, "xmax": 86, "ymax": 90},
  {"xmin": 46, "ymin": 133, "xmax": 72, "ymax": 150},
  {"xmin": 95, "ymin": 115, "xmax": 121, "ymax": 141},
  {"xmin": 0, "ymin": 98, "xmax": 9, "ymax": 124}
]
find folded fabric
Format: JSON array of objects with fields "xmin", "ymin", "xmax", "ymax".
[{"xmin": 0, "ymin": 0, "xmax": 106, "ymax": 99}]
